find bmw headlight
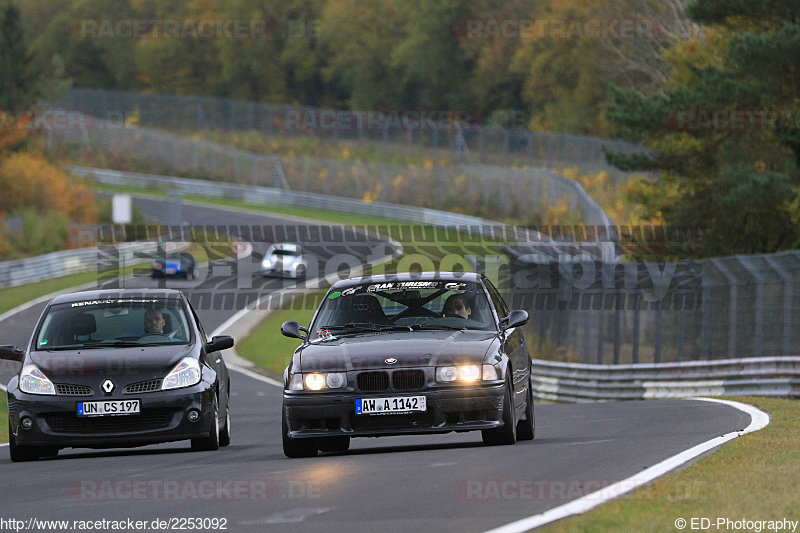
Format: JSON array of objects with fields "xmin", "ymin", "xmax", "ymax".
[
  {"xmin": 19, "ymin": 365, "xmax": 56, "ymax": 395},
  {"xmin": 436, "ymin": 364, "xmax": 498, "ymax": 383},
  {"xmin": 287, "ymin": 372, "xmax": 347, "ymax": 391},
  {"xmin": 161, "ymin": 357, "xmax": 202, "ymax": 390},
  {"xmin": 262, "ymin": 257, "xmax": 274, "ymax": 269}
]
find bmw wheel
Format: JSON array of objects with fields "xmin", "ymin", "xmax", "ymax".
[
  {"xmin": 282, "ymin": 409, "xmax": 318, "ymax": 458},
  {"xmin": 482, "ymin": 372, "xmax": 517, "ymax": 446}
]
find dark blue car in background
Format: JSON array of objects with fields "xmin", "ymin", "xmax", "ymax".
[{"xmin": 152, "ymin": 252, "xmax": 196, "ymax": 279}]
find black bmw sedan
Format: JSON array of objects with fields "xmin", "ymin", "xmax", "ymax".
[
  {"xmin": 0, "ymin": 289, "xmax": 233, "ymax": 462},
  {"xmin": 280, "ymin": 272, "xmax": 534, "ymax": 458}
]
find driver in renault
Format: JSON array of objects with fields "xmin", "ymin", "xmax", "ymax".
[{"xmin": 144, "ymin": 308, "xmax": 166, "ymax": 334}]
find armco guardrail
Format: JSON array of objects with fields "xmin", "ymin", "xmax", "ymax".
[
  {"xmin": 0, "ymin": 241, "xmax": 186, "ymax": 289},
  {"xmin": 532, "ymin": 357, "xmax": 800, "ymax": 402},
  {"xmin": 67, "ymin": 166, "xmax": 511, "ymax": 229}
]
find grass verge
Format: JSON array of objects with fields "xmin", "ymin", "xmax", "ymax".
[
  {"xmin": 544, "ymin": 397, "xmax": 798, "ymax": 532},
  {"xmin": 235, "ymin": 291, "xmax": 325, "ymax": 376},
  {"xmin": 0, "ymin": 271, "xmax": 103, "ymax": 315},
  {"xmin": 89, "ymin": 181, "xmax": 437, "ymax": 228},
  {"xmin": 0, "ymin": 245, "xmax": 214, "ymax": 316}
]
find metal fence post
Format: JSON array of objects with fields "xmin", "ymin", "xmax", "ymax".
[
  {"xmin": 738, "ymin": 256, "xmax": 764, "ymax": 357},
  {"xmin": 713, "ymin": 259, "xmax": 738, "ymax": 357},
  {"xmin": 701, "ymin": 282, "xmax": 711, "ymax": 359},
  {"xmin": 654, "ymin": 283, "xmax": 663, "ymax": 363},
  {"xmin": 764, "ymin": 254, "xmax": 793, "ymax": 356},
  {"xmin": 632, "ymin": 305, "xmax": 640, "ymax": 364},
  {"xmin": 677, "ymin": 289, "xmax": 686, "ymax": 361},
  {"xmin": 596, "ymin": 293, "xmax": 605, "ymax": 364},
  {"xmin": 613, "ymin": 302, "xmax": 621, "ymax": 364}
]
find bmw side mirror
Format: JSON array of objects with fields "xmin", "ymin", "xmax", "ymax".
[
  {"xmin": 0, "ymin": 345, "xmax": 24, "ymax": 362},
  {"xmin": 502, "ymin": 310, "xmax": 529, "ymax": 331},
  {"xmin": 281, "ymin": 321, "xmax": 308, "ymax": 340},
  {"xmin": 205, "ymin": 335, "xmax": 234, "ymax": 353}
]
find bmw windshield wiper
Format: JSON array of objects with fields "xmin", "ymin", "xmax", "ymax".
[
  {"xmin": 412, "ymin": 324, "xmax": 468, "ymax": 331},
  {"xmin": 319, "ymin": 323, "xmax": 413, "ymax": 332}
]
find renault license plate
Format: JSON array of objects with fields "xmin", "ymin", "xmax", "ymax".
[{"xmin": 77, "ymin": 400, "xmax": 140, "ymax": 417}]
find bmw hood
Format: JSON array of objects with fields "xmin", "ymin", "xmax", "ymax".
[{"xmin": 296, "ymin": 330, "xmax": 499, "ymax": 372}]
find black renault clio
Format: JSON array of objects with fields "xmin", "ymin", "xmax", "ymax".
[
  {"xmin": 280, "ymin": 272, "xmax": 534, "ymax": 458},
  {"xmin": 0, "ymin": 289, "xmax": 233, "ymax": 462}
]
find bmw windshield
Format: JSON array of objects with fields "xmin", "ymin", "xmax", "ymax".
[{"xmin": 311, "ymin": 280, "xmax": 495, "ymax": 336}]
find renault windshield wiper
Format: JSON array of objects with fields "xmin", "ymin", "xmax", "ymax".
[{"xmin": 48, "ymin": 341, "xmax": 172, "ymax": 350}]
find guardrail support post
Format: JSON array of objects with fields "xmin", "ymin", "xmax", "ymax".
[{"xmin": 654, "ymin": 283, "xmax": 663, "ymax": 363}]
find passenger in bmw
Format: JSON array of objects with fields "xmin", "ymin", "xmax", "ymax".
[{"xmin": 443, "ymin": 294, "xmax": 472, "ymax": 319}]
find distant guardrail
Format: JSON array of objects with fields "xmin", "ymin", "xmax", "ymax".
[
  {"xmin": 532, "ymin": 357, "xmax": 800, "ymax": 402},
  {"xmin": 0, "ymin": 165, "xmax": 524, "ymax": 289},
  {"xmin": 67, "ymin": 166, "xmax": 516, "ymax": 229},
  {"xmin": 0, "ymin": 241, "xmax": 186, "ymax": 289}
]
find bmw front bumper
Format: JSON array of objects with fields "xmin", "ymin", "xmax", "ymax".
[{"xmin": 283, "ymin": 383, "xmax": 505, "ymax": 439}]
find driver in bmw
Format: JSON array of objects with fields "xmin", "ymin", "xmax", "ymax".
[
  {"xmin": 144, "ymin": 308, "xmax": 166, "ymax": 334},
  {"xmin": 443, "ymin": 294, "xmax": 472, "ymax": 319}
]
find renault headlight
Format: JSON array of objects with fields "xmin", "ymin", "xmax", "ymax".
[
  {"xmin": 161, "ymin": 357, "xmax": 202, "ymax": 390},
  {"xmin": 20, "ymin": 365, "xmax": 56, "ymax": 395}
]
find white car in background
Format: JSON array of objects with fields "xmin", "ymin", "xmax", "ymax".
[{"xmin": 260, "ymin": 243, "xmax": 307, "ymax": 279}]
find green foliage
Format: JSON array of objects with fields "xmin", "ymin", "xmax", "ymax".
[
  {"xmin": 14, "ymin": 0, "xmax": 683, "ymax": 136},
  {"xmin": 606, "ymin": 0, "xmax": 800, "ymax": 256},
  {"xmin": 11, "ymin": 208, "xmax": 71, "ymax": 255},
  {"xmin": 0, "ymin": 2, "xmax": 39, "ymax": 112}
]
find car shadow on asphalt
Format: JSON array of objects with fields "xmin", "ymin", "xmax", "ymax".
[{"xmin": 322, "ymin": 440, "xmax": 492, "ymax": 457}]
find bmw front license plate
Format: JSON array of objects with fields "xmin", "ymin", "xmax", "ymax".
[
  {"xmin": 165, "ymin": 268, "xmax": 177, "ymax": 274},
  {"xmin": 77, "ymin": 400, "xmax": 140, "ymax": 417},
  {"xmin": 355, "ymin": 396, "xmax": 426, "ymax": 415}
]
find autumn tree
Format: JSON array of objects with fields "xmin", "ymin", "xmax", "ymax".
[
  {"xmin": 0, "ymin": 1, "xmax": 39, "ymax": 112},
  {"xmin": 606, "ymin": 0, "xmax": 800, "ymax": 255}
]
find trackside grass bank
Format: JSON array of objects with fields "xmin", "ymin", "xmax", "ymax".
[
  {"xmin": 544, "ymin": 397, "xmax": 797, "ymax": 532},
  {"xmin": 0, "ymin": 272, "xmax": 105, "ymax": 315},
  {"xmin": 235, "ymin": 291, "xmax": 324, "ymax": 376},
  {"xmin": 0, "ymin": 245, "xmax": 215, "ymax": 316}
]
